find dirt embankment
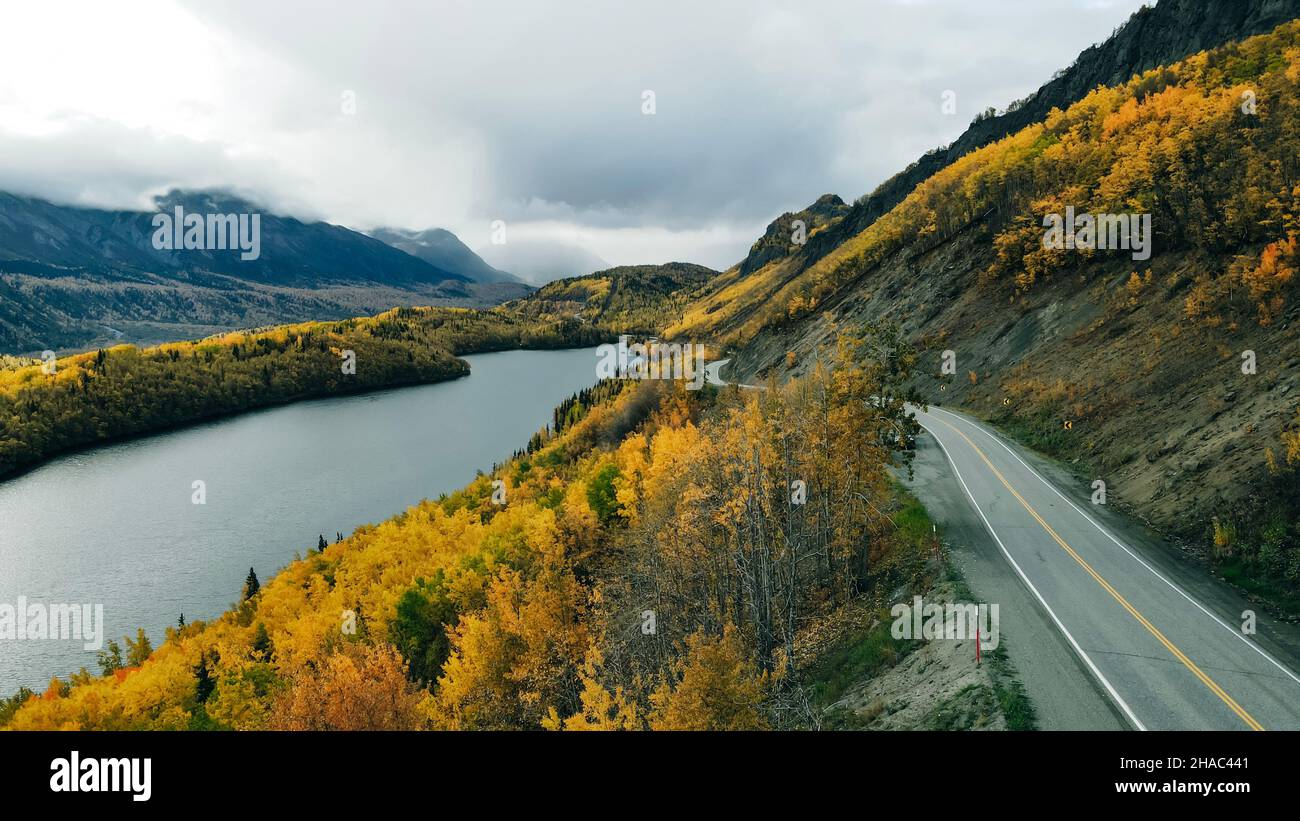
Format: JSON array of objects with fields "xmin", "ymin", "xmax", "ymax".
[{"xmin": 800, "ymin": 581, "xmax": 1014, "ymax": 731}]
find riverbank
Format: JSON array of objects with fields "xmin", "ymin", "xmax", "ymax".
[
  {"xmin": 0, "ymin": 346, "xmax": 604, "ymax": 693},
  {"xmin": 0, "ymin": 306, "xmax": 609, "ymax": 482}
]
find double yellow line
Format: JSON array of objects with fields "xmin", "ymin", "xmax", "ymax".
[{"xmin": 932, "ymin": 415, "xmax": 1264, "ymax": 731}]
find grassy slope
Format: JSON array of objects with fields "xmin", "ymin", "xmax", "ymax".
[{"xmin": 803, "ymin": 486, "xmax": 1035, "ymax": 730}]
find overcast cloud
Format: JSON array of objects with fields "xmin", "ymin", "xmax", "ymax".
[{"xmin": 0, "ymin": 0, "xmax": 1147, "ymax": 271}]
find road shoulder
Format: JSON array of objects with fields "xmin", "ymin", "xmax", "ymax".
[{"xmin": 898, "ymin": 430, "xmax": 1128, "ymax": 730}]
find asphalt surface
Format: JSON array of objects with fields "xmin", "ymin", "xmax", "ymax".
[
  {"xmin": 908, "ymin": 404, "xmax": 1300, "ymax": 731},
  {"xmin": 704, "ymin": 358, "xmax": 760, "ymax": 389},
  {"xmin": 900, "ymin": 425, "xmax": 1126, "ymax": 730}
]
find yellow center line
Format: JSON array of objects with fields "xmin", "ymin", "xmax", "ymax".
[{"xmin": 930, "ymin": 414, "xmax": 1264, "ymax": 732}]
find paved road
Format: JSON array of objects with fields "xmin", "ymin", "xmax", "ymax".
[
  {"xmin": 912, "ymin": 404, "xmax": 1300, "ymax": 731},
  {"xmin": 901, "ymin": 428, "xmax": 1126, "ymax": 729},
  {"xmin": 703, "ymin": 359, "xmax": 762, "ymax": 390}
]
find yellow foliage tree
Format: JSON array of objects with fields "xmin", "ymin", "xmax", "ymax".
[
  {"xmin": 648, "ymin": 626, "xmax": 769, "ymax": 731},
  {"xmin": 269, "ymin": 642, "xmax": 424, "ymax": 730}
]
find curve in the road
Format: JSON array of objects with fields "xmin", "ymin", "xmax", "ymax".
[{"xmin": 703, "ymin": 358, "xmax": 762, "ymax": 390}]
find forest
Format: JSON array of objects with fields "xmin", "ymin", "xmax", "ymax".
[
  {"xmin": 0, "ymin": 306, "xmax": 606, "ymax": 479},
  {"xmin": 663, "ymin": 21, "xmax": 1300, "ymax": 610},
  {"xmin": 505, "ymin": 263, "xmax": 717, "ymax": 334},
  {"xmin": 0, "ymin": 259, "xmax": 722, "ymax": 480},
  {"xmin": 670, "ymin": 21, "xmax": 1300, "ymax": 344},
  {"xmin": 1, "ymin": 325, "xmax": 953, "ymax": 731}
]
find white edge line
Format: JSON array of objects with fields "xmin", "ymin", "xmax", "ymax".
[
  {"xmin": 929, "ymin": 405, "xmax": 1300, "ymax": 690},
  {"xmin": 913, "ymin": 411, "xmax": 1147, "ymax": 731}
]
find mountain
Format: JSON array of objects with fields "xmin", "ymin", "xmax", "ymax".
[
  {"xmin": 0, "ymin": 190, "xmax": 518, "ymax": 354},
  {"xmin": 0, "ymin": 190, "xmax": 466, "ymax": 287},
  {"xmin": 10, "ymin": 0, "xmax": 1300, "ymax": 735},
  {"xmin": 476, "ymin": 239, "xmax": 610, "ymax": 285},
  {"xmin": 728, "ymin": 0, "xmax": 1300, "ymax": 301},
  {"xmin": 738, "ymin": 193, "xmax": 850, "ymax": 277},
  {"xmin": 508, "ymin": 262, "xmax": 716, "ymax": 332},
  {"xmin": 370, "ymin": 226, "xmax": 525, "ymax": 285},
  {"xmin": 667, "ymin": 7, "xmax": 1300, "ymax": 604}
]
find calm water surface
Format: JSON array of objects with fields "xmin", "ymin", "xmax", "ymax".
[{"xmin": 0, "ymin": 347, "xmax": 599, "ymax": 692}]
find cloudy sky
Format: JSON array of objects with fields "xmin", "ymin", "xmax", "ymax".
[{"xmin": 0, "ymin": 0, "xmax": 1147, "ymax": 275}]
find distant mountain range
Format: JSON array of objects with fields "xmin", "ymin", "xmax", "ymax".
[
  {"xmin": 0, "ymin": 190, "xmax": 471, "ymax": 287},
  {"xmin": 0, "ymin": 190, "xmax": 531, "ymax": 353},
  {"xmin": 370, "ymin": 227, "xmax": 523, "ymax": 285},
  {"xmin": 476, "ymin": 239, "xmax": 610, "ymax": 286}
]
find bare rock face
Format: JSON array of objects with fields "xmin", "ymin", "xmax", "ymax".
[{"xmin": 738, "ymin": 194, "xmax": 849, "ymax": 277}]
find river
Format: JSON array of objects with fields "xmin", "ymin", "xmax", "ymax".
[{"xmin": 0, "ymin": 346, "xmax": 600, "ymax": 693}]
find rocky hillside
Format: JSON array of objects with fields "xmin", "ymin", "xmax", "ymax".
[
  {"xmin": 670, "ymin": 10, "xmax": 1300, "ymax": 610},
  {"xmin": 738, "ymin": 194, "xmax": 849, "ymax": 277},
  {"xmin": 687, "ymin": 0, "xmax": 1300, "ymax": 330}
]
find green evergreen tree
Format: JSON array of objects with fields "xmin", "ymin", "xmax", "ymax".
[
  {"xmin": 251, "ymin": 622, "xmax": 274, "ymax": 660},
  {"xmin": 243, "ymin": 567, "xmax": 260, "ymax": 600},
  {"xmin": 193, "ymin": 653, "xmax": 215, "ymax": 704},
  {"xmin": 96, "ymin": 640, "xmax": 123, "ymax": 676},
  {"xmin": 0, "ymin": 687, "xmax": 35, "ymax": 727},
  {"xmin": 389, "ymin": 572, "xmax": 458, "ymax": 685}
]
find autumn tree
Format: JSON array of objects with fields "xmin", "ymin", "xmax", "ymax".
[
  {"xmin": 433, "ymin": 526, "xmax": 589, "ymax": 729},
  {"xmin": 648, "ymin": 627, "xmax": 769, "ymax": 730},
  {"xmin": 124, "ymin": 628, "xmax": 153, "ymax": 667},
  {"xmin": 543, "ymin": 647, "xmax": 643, "ymax": 731},
  {"xmin": 269, "ymin": 643, "xmax": 424, "ymax": 731},
  {"xmin": 1236, "ymin": 234, "xmax": 1297, "ymax": 325},
  {"xmin": 96, "ymin": 640, "xmax": 123, "ymax": 676}
]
